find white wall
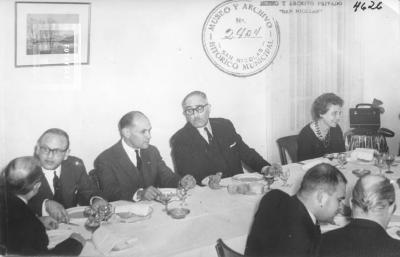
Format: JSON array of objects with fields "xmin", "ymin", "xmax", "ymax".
[
  {"xmin": 1, "ymin": 0, "xmax": 399, "ymax": 170},
  {"xmin": 361, "ymin": 1, "xmax": 400, "ymax": 154},
  {"xmin": 0, "ymin": 0, "xmax": 268, "ymax": 169}
]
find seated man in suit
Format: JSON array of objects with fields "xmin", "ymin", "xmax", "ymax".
[
  {"xmin": 94, "ymin": 111, "xmax": 195, "ymax": 202},
  {"xmin": 245, "ymin": 163, "xmax": 347, "ymax": 257},
  {"xmin": 1, "ymin": 156, "xmax": 85, "ymax": 255},
  {"xmin": 29, "ymin": 128, "xmax": 107, "ymax": 223},
  {"xmin": 170, "ymin": 91, "xmax": 271, "ymax": 184},
  {"xmin": 319, "ymin": 175, "xmax": 400, "ymax": 257}
]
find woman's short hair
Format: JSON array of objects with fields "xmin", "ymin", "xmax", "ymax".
[
  {"xmin": 311, "ymin": 93, "xmax": 344, "ymax": 121},
  {"xmin": 351, "ymin": 175, "xmax": 395, "ymax": 213}
]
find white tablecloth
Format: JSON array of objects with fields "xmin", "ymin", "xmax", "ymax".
[{"xmin": 52, "ymin": 157, "xmax": 400, "ymax": 257}]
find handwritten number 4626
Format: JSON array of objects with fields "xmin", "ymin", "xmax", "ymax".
[{"xmin": 353, "ymin": 1, "xmax": 382, "ymax": 12}]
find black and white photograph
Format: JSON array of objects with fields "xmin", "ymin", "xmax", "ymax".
[{"xmin": 1, "ymin": 0, "xmax": 400, "ymax": 256}]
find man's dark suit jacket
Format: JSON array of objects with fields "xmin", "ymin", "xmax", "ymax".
[
  {"xmin": 318, "ymin": 218, "xmax": 400, "ymax": 257},
  {"xmin": 94, "ymin": 141, "xmax": 181, "ymax": 201},
  {"xmin": 3, "ymin": 193, "xmax": 82, "ymax": 255},
  {"xmin": 28, "ymin": 156, "xmax": 98, "ymax": 216},
  {"xmin": 170, "ymin": 118, "xmax": 270, "ymax": 183},
  {"xmin": 245, "ymin": 190, "xmax": 321, "ymax": 257}
]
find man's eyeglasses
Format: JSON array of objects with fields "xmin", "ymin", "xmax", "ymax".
[
  {"xmin": 183, "ymin": 104, "xmax": 209, "ymax": 116},
  {"xmin": 39, "ymin": 146, "xmax": 68, "ymax": 155}
]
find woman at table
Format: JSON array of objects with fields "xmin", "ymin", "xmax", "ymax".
[{"xmin": 297, "ymin": 93, "xmax": 346, "ymax": 161}]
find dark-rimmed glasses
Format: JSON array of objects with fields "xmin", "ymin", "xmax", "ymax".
[
  {"xmin": 183, "ymin": 104, "xmax": 209, "ymax": 116},
  {"xmin": 39, "ymin": 145, "xmax": 68, "ymax": 155}
]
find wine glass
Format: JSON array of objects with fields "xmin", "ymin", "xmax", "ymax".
[
  {"xmin": 159, "ymin": 193, "xmax": 172, "ymax": 212},
  {"xmin": 264, "ymin": 174, "xmax": 275, "ymax": 191},
  {"xmin": 384, "ymin": 153, "xmax": 395, "ymax": 174},
  {"xmin": 374, "ymin": 153, "xmax": 385, "ymax": 174},
  {"xmin": 337, "ymin": 153, "xmax": 347, "ymax": 169},
  {"xmin": 279, "ymin": 169, "xmax": 290, "ymax": 187},
  {"xmin": 176, "ymin": 187, "xmax": 188, "ymax": 207}
]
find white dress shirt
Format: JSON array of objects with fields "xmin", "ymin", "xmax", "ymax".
[
  {"xmin": 42, "ymin": 166, "xmax": 61, "ymax": 194},
  {"xmin": 197, "ymin": 122, "xmax": 213, "ymax": 143},
  {"xmin": 121, "ymin": 139, "xmax": 142, "ymax": 201}
]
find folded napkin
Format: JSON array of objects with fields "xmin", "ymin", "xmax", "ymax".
[
  {"xmin": 92, "ymin": 226, "xmax": 138, "ymax": 254},
  {"xmin": 112, "ymin": 201, "xmax": 152, "ymax": 217},
  {"xmin": 302, "ymin": 158, "xmax": 332, "ymax": 171},
  {"xmin": 350, "ymin": 148, "xmax": 375, "ymax": 161}
]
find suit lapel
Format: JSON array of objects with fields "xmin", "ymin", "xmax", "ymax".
[
  {"xmin": 115, "ymin": 141, "xmax": 143, "ymax": 185},
  {"xmin": 39, "ymin": 170, "xmax": 54, "ymax": 199},
  {"xmin": 185, "ymin": 122, "xmax": 209, "ymax": 151}
]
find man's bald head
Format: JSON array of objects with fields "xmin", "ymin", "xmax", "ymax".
[{"xmin": 4, "ymin": 156, "xmax": 42, "ymax": 195}]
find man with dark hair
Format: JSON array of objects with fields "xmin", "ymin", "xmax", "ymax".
[
  {"xmin": 319, "ymin": 175, "xmax": 400, "ymax": 257},
  {"xmin": 1, "ymin": 156, "xmax": 85, "ymax": 255},
  {"xmin": 245, "ymin": 163, "xmax": 347, "ymax": 257},
  {"xmin": 171, "ymin": 91, "xmax": 270, "ymax": 183},
  {"xmin": 94, "ymin": 111, "xmax": 195, "ymax": 202},
  {"xmin": 29, "ymin": 128, "xmax": 106, "ymax": 223}
]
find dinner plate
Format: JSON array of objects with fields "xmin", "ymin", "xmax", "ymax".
[
  {"xmin": 116, "ymin": 207, "xmax": 153, "ymax": 223},
  {"xmin": 352, "ymin": 169, "xmax": 371, "ymax": 178},
  {"xmin": 232, "ymin": 173, "xmax": 264, "ymax": 183},
  {"xmin": 67, "ymin": 206, "xmax": 88, "ymax": 219}
]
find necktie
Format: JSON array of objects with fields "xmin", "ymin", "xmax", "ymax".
[
  {"xmin": 53, "ymin": 171, "xmax": 62, "ymax": 202},
  {"xmin": 135, "ymin": 149, "xmax": 142, "ymax": 170},
  {"xmin": 204, "ymin": 127, "xmax": 213, "ymax": 144}
]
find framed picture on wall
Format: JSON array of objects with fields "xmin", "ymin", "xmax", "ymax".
[{"xmin": 15, "ymin": 2, "xmax": 91, "ymax": 67}]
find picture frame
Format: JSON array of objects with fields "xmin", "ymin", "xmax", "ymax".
[{"xmin": 15, "ymin": 2, "xmax": 91, "ymax": 67}]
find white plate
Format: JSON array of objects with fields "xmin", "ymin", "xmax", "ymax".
[
  {"xmin": 67, "ymin": 206, "xmax": 88, "ymax": 219},
  {"xmin": 232, "ymin": 173, "xmax": 263, "ymax": 183}
]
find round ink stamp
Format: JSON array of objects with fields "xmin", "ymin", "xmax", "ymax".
[{"xmin": 202, "ymin": 0, "xmax": 280, "ymax": 77}]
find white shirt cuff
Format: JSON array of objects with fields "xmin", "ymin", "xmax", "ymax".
[
  {"xmin": 132, "ymin": 188, "xmax": 143, "ymax": 202},
  {"xmin": 42, "ymin": 199, "xmax": 49, "ymax": 216}
]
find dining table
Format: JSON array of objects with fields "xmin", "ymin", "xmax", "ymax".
[{"xmin": 48, "ymin": 155, "xmax": 400, "ymax": 257}]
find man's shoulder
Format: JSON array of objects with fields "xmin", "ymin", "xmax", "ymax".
[
  {"xmin": 210, "ymin": 117, "xmax": 234, "ymax": 128},
  {"xmin": 94, "ymin": 141, "xmax": 121, "ymax": 162},
  {"xmin": 260, "ymin": 189, "xmax": 290, "ymax": 205},
  {"xmin": 63, "ymin": 156, "xmax": 85, "ymax": 168}
]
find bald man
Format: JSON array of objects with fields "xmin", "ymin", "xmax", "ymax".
[
  {"xmin": 94, "ymin": 111, "xmax": 195, "ymax": 202},
  {"xmin": 171, "ymin": 91, "xmax": 270, "ymax": 183},
  {"xmin": 319, "ymin": 175, "xmax": 400, "ymax": 257},
  {"xmin": 1, "ymin": 156, "xmax": 84, "ymax": 255}
]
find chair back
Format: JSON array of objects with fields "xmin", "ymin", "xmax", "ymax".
[
  {"xmin": 276, "ymin": 135, "xmax": 298, "ymax": 165},
  {"xmin": 89, "ymin": 169, "xmax": 101, "ymax": 191},
  {"xmin": 215, "ymin": 239, "xmax": 245, "ymax": 257}
]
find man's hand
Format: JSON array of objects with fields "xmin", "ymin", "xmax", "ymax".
[
  {"xmin": 91, "ymin": 197, "xmax": 108, "ymax": 211},
  {"xmin": 261, "ymin": 163, "xmax": 282, "ymax": 177},
  {"xmin": 140, "ymin": 186, "xmax": 161, "ymax": 201},
  {"xmin": 179, "ymin": 175, "xmax": 196, "ymax": 190},
  {"xmin": 45, "ymin": 200, "xmax": 69, "ymax": 223},
  {"xmin": 38, "ymin": 216, "xmax": 58, "ymax": 230},
  {"xmin": 69, "ymin": 232, "xmax": 86, "ymax": 247}
]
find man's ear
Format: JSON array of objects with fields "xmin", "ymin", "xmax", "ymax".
[
  {"xmin": 64, "ymin": 149, "xmax": 71, "ymax": 160},
  {"xmin": 316, "ymin": 189, "xmax": 328, "ymax": 207},
  {"xmin": 34, "ymin": 144, "xmax": 40, "ymax": 155},
  {"xmin": 121, "ymin": 127, "xmax": 130, "ymax": 138},
  {"xmin": 33, "ymin": 181, "xmax": 41, "ymax": 192}
]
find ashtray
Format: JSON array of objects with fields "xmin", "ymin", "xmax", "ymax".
[
  {"xmin": 352, "ymin": 169, "xmax": 371, "ymax": 178},
  {"xmin": 167, "ymin": 208, "xmax": 190, "ymax": 219}
]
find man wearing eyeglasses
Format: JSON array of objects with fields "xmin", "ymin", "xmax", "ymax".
[
  {"xmin": 28, "ymin": 128, "xmax": 106, "ymax": 223},
  {"xmin": 170, "ymin": 91, "xmax": 271, "ymax": 184}
]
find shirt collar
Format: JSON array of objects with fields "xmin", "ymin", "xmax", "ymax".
[
  {"xmin": 122, "ymin": 139, "xmax": 140, "ymax": 155},
  {"xmin": 196, "ymin": 121, "xmax": 212, "ymax": 134},
  {"xmin": 306, "ymin": 207, "xmax": 317, "ymax": 225},
  {"xmin": 42, "ymin": 165, "xmax": 61, "ymax": 177}
]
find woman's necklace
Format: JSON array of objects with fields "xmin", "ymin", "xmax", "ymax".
[{"xmin": 314, "ymin": 121, "xmax": 330, "ymax": 148}]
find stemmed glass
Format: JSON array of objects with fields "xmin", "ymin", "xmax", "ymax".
[
  {"xmin": 279, "ymin": 169, "xmax": 290, "ymax": 187},
  {"xmin": 264, "ymin": 174, "xmax": 275, "ymax": 191},
  {"xmin": 374, "ymin": 153, "xmax": 385, "ymax": 174},
  {"xmin": 384, "ymin": 153, "xmax": 395, "ymax": 174},
  {"xmin": 176, "ymin": 186, "xmax": 188, "ymax": 207},
  {"xmin": 337, "ymin": 153, "xmax": 347, "ymax": 169},
  {"xmin": 158, "ymin": 193, "xmax": 173, "ymax": 212}
]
